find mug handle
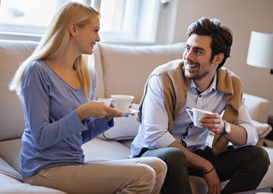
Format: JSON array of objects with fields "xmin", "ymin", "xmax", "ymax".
[
  {"xmin": 110, "ymin": 98, "xmax": 118, "ymax": 109},
  {"xmin": 186, "ymin": 109, "xmax": 194, "ymax": 122}
]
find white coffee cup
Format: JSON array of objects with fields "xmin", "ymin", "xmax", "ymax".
[
  {"xmin": 186, "ymin": 108, "xmax": 212, "ymax": 128},
  {"xmin": 110, "ymin": 95, "xmax": 134, "ymax": 112}
]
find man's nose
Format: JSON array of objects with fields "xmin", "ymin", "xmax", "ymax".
[{"xmin": 184, "ymin": 49, "xmax": 194, "ymax": 60}]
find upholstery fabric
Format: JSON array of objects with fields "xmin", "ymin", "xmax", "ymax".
[
  {"xmin": 0, "ymin": 40, "xmax": 38, "ymax": 141},
  {"xmin": 0, "ymin": 139, "xmax": 22, "ymax": 173},
  {"xmin": 94, "ymin": 42, "xmax": 185, "ymax": 103},
  {"xmin": 82, "ymin": 138, "xmax": 131, "ymax": 161},
  {"xmin": 0, "ymin": 173, "xmax": 67, "ymax": 194},
  {"xmin": 243, "ymin": 93, "xmax": 270, "ymax": 123}
]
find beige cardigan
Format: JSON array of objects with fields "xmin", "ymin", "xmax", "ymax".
[{"xmin": 138, "ymin": 60, "xmax": 243, "ymax": 156}]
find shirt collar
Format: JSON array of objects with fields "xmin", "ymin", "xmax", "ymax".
[{"xmin": 189, "ymin": 72, "xmax": 217, "ymax": 95}]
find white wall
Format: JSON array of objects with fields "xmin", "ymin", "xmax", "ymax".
[{"xmin": 171, "ymin": 0, "xmax": 273, "ymax": 116}]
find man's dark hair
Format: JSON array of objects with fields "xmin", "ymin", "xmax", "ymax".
[{"xmin": 186, "ymin": 17, "xmax": 233, "ymax": 68}]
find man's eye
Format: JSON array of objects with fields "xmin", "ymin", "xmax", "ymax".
[{"xmin": 195, "ymin": 49, "xmax": 201, "ymax": 54}]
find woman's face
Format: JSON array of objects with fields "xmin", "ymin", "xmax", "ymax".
[{"xmin": 74, "ymin": 15, "xmax": 100, "ymax": 55}]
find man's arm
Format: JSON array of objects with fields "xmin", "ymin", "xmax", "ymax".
[{"xmin": 200, "ymin": 99, "xmax": 258, "ymax": 146}]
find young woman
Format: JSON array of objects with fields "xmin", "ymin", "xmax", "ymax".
[{"xmin": 9, "ymin": 2, "xmax": 166, "ymax": 194}]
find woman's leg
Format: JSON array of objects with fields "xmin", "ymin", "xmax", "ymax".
[{"xmin": 23, "ymin": 157, "xmax": 166, "ymax": 194}]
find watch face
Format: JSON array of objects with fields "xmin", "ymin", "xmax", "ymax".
[{"xmin": 225, "ymin": 121, "xmax": 231, "ymax": 134}]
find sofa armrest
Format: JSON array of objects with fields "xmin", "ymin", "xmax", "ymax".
[
  {"xmin": 252, "ymin": 120, "xmax": 272, "ymax": 138},
  {"xmin": 243, "ymin": 93, "xmax": 270, "ymax": 123}
]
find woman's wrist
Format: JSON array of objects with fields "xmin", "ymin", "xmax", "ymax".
[{"xmin": 76, "ymin": 104, "xmax": 87, "ymax": 121}]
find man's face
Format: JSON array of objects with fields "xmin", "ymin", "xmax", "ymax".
[{"xmin": 183, "ymin": 34, "xmax": 217, "ymax": 82}]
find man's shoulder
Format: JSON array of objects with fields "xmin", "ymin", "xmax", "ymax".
[{"xmin": 217, "ymin": 67, "xmax": 242, "ymax": 82}]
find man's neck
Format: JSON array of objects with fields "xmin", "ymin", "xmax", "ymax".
[{"xmin": 194, "ymin": 74, "xmax": 215, "ymax": 93}]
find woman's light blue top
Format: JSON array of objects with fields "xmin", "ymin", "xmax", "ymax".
[{"xmin": 20, "ymin": 59, "xmax": 112, "ymax": 177}]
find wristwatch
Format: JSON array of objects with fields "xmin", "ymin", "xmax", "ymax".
[{"xmin": 219, "ymin": 120, "xmax": 230, "ymax": 135}]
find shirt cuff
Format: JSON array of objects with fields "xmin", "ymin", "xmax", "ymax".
[
  {"xmin": 67, "ymin": 110, "xmax": 88, "ymax": 132},
  {"xmin": 108, "ymin": 118, "xmax": 114, "ymax": 127},
  {"xmin": 151, "ymin": 131, "xmax": 176, "ymax": 149},
  {"xmin": 233, "ymin": 123, "xmax": 258, "ymax": 149}
]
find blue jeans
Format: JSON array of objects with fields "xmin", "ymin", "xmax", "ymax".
[{"xmin": 140, "ymin": 145, "xmax": 270, "ymax": 194}]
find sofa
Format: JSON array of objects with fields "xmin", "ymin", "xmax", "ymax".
[{"xmin": 0, "ymin": 40, "xmax": 272, "ymax": 194}]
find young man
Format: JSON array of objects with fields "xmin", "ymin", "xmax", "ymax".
[{"xmin": 130, "ymin": 17, "xmax": 270, "ymax": 194}]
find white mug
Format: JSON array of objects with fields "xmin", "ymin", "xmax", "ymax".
[
  {"xmin": 110, "ymin": 95, "xmax": 134, "ymax": 112},
  {"xmin": 186, "ymin": 108, "xmax": 212, "ymax": 128}
]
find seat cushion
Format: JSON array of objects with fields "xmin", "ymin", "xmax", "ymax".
[
  {"xmin": 0, "ymin": 138, "xmax": 22, "ymax": 173},
  {"xmin": 82, "ymin": 138, "xmax": 131, "ymax": 162}
]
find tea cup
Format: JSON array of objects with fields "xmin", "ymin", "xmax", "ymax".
[{"xmin": 186, "ymin": 108, "xmax": 212, "ymax": 128}]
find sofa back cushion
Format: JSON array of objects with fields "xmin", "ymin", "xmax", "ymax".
[
  {"xmin": 0, "ymin": 40, "xmax": 38, "ymax": 141},
  {"xmin": 94, "ymin": 42, "xmax": 185, "ymax": 103}
]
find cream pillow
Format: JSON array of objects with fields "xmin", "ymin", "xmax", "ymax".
[{"xmin": 97, "ymin": 98, "xmax": 139, "ymax": 141}]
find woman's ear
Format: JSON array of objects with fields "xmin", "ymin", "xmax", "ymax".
[
  {"xmin": 213, "ymin": 53, "xmax": 224, "ymax": 66},
  {"xmin": 68, "ymin": 22, "xmax": 77, "ymax": 37}
]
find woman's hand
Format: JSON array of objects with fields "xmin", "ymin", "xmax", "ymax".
[{"xmin": 76, "ymin": 101, "xmax": 122, "ymax": 121}]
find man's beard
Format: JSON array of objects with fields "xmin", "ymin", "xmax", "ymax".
[{"xmin": 184, "ymin": 60, "xmax": 210, "ymax": 80}]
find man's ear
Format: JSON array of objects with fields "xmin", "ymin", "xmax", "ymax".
[
  {"xmin": 68, "ymin": 22, "xmax": 77, "ymax": 37},
  {"xmin": 213, "ymin": 53, "xmax": 224, "ymax": 66}
]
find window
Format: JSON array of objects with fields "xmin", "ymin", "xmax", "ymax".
[{"xmin": 0, "ymin": 0, "xmax": 160, "ymax": 43}]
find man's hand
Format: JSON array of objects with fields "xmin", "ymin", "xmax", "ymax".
[
  {"xmin": 199, "ymin": 113, "xmax": 225, "ymax": 134},
  {"xmin": 203, "ymin": 168, "xmax": 222, "ymax": 194}
]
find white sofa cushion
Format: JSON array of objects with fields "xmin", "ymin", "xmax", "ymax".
[
  {"xmin": 243, "ymin": 93, "xmax": 270, "ymax": 123},
  {"xmin": 0, "ymin": 138, "xmax": 22, "ymax": 173},
  {"xmin": 0, "ymin": 158, "xmax": 66, "ymax": 194},
  {"xmin": 94, "ymin": 42, "xmax": 185, "ymax": 103},
  {"xmin": 82, "ymin": 138, "xmax": 131, "ymax": 161}
]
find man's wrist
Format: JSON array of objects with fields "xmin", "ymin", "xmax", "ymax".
[{"xmin": 219, "ymin": 120, "xmax": 231, "ymax": 135}]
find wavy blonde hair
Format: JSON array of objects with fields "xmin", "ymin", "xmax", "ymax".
[{"xmin": 9, "ymin": 2, "xmax": 100, "ymax": 101}]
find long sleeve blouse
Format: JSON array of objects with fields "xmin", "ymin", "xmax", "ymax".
[{"xmin": 20, "ymin": 59, "xmax": 112, "ymax": 177}]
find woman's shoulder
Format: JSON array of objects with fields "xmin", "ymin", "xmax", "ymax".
[
  {"xmin": 22, "ymin": 59, "xmax": 50, "ymax": 87},
  {"xmin": 25, "ymin": 59, "xmax": 48, "ymax": 74}
]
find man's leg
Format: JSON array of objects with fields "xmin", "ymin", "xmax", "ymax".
[
  {"xmin": 141, "ymin": 147, "xmax": 193, "ymax": 194},
  {"xmin": 189, "ymin": 145, "xmax": 270, "ymax": 194}
]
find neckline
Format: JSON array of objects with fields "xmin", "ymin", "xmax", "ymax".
[{"xmin": 43, "ymin": 59, "xmax": 83, "ymax": 91}]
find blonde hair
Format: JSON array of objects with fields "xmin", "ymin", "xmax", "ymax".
[{"xmin": 9, "ymin": 2, "xmax": 100, "ymax": 101}]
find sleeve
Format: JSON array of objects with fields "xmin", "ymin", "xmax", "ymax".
[
  {"xmin": 141, "ymin": 76, "xmax": 176, "ymax": 149},
  {"xmin": 81, "ymin": 71, "xmax": 114, "ymax": 144},
  {"xmin": 21, "ymin": 63, "xmax": 87, "ymax": 150},
  {"xmin": 233, "ymin": 98, "xmax": 259, "ymax": 149}
]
